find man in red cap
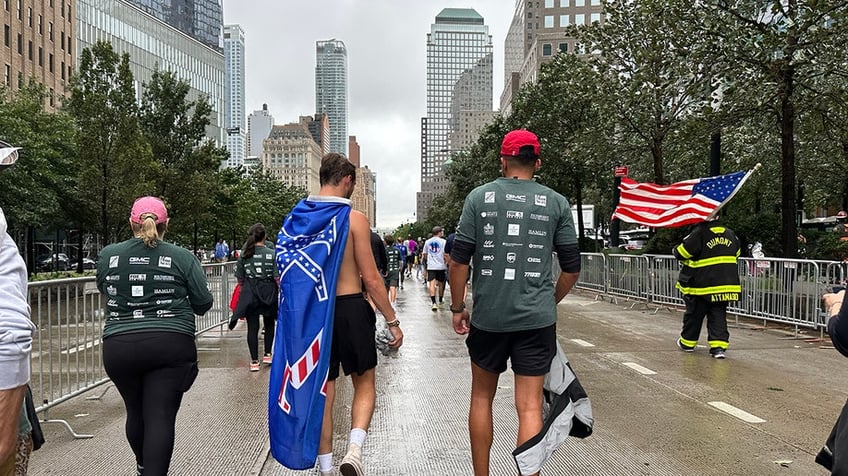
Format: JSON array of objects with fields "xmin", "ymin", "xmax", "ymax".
[{"xmin": 448, "ymin": 129, "xmax": 581, "ymax": 476}]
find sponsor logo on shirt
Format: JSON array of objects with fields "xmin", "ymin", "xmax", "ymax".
[
  {"xmin": 156, "ymin": 310, "xmax": 175, "ymax": 318},
  {"xmin": 535, "ymin": 194, "xmax": 547, "ymax": 207},
  {"xmin": 528, "ymin": 230, "xmax": 547, "ymax": 237},
  {"xmin": 485, "ymin": 191, "xmax": 495, "ymax": 203},
  {"xmin": 153, "ymin": 288, "xmax": 174, "ymax": 295},
  {"xmin": 129, "ymin": 257, "xmax": 150, "ymax": 265},
  {"xmin": 528, "ymin": 244, "xmax": 545, "ymax": 249},
  {"xmin": 106, "ymin": 285, "xmax": 117, "ymax": 296},
  {"xmin": 506, "ymin": 194, "xmax": 526, "ymax": 203},
  {"xmin": 504, "ymin": 269, "xmax": 515, "ymax": 280},
  {"xmin": 483, "ymin": 223, "xmax": 494, "ymax": 235},
  {"xmin": 480, "ymin": 269, "xmax": 493, "ymax": 276},
  {"xmin": 153, "ymin": 275, "xmax": 175, "ymax": 281},
  {"xmin": 158, "ymin": 256, "xmax": 172, "ymax": 268},
  {"xmin": 106, "ymin": 275, "xmax": 120, "ymax": 282},
  {"xmin": 265, "ymin": 254, "xmax": 273, "ymax": 260},
  {"xmin": 483, "ymin": 240, "xmax": 494, "ymax": 248},
  {"xmin": 527, "ymin": 257, "xmax": 542, "ymax": 263},
  {"xmin": 133, "ymin": 310, "xmax": 144, "ymax": 318},
  {"xmin": 506, "ymin": 252, "xmax": 517, "ymax": 264},
  {"xmin": 129, "ymin": 273, "xmax": 146, "ymax": 281},
  {"xmin": 506, "ymin": 210, "xmax": 524, "ymax": 219},
  {"xmin": 155, "ymin": 299, "xmax": 173, "ymax": 305},
  {"xmin": 131, "ymin": 286, "xmax": 144, "ymax": 297},
  {"xmin": 107, "ymin": 299, "xmax": 118, "ymax": 307},
  {"xmin": 481, "ymin": 211, "xmax": 498, "ymax": 218},
  {"xmin": 109, "ymin": 256, "xmax": 119, "ymax": 268},
  {"xmin": 530, "ymin": 213, "xmax": 549, "ymax": 222},
  {"xmin": 525, "ymin": 272, "xmax": 541, "ymax": 278},
  {"xmin": 109, "ymin": 311, "xmax": 119, "ymax": 317},
  {"xmin": 507, "ymin": 224, "xmax": 520, "ymax": 236},
  {"xmin": 501, "ymin": 242, "xmax": 523, "ymax": 247},
  {"xmin": 126, "ymin": 301, "xmax": 150, "ymax": 307},
  {"xmin": 482, "ymin": 255, "xmax": 494, "ymax": 261}
]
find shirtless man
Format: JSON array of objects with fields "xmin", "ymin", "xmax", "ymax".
[{"xmin": 316, "ymin": 153, "xmax": 404, "ymax": 476}]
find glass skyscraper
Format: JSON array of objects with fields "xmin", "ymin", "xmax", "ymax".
[
  {"xmin": 418, "ymin": 8, "xmax": 493, "ymax": 220},
  {"xmin": 224, "ymin": 24, "xmax": 245, "ymax": 168},
  {"xmin": 126, "ymin": 0, "xmax": 223, "ymax": 51},
  {"xmin": 315, "ymin": 39, "xmax": 348, "ymax": 158}
]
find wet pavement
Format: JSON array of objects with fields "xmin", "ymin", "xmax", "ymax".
[{"xmin": 27, "ymin": 275, "xmax": 842, "ymax": 475}]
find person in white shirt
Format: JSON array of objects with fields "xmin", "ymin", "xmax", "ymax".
[{"xmin": 423, "ymin": 226, "xmax": 448, "ymax": 311}]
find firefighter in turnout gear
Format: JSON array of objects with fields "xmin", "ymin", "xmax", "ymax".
[{"xmin": 672, "ymin": 219, "xmax": 741, "ymax": 359}]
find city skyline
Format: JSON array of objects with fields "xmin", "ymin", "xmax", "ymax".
[{"xmin": 222, "ymin": 1, "xmax": 514, "ymax": 229}]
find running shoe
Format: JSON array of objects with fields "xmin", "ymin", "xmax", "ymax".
[
  {"xmin": 431, "ymin": 303, "xmax": 438, "ymax": 311},
  {"xmin": 262, "ymin": 354, "xmax": 273, "ymax": 365},
  {"xmin": 676, "ymin": 338, "xmax": 695, "ymax": 352},
  {"xmin": 712, "ymin": 349, "xmax": 727, "ymax": 359},
  {"xmin": 339, "ymin": 444, "xmax": 363, "ymax": 476},
  {"xmin": 249, "ymin": 361, "xmax": 260, "ymax": 372}
]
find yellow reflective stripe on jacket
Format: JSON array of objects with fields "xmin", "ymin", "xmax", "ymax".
[
  {"xmin": 675, "ymin": 243, "xmax": 692, "ymax": 259},
  {"xmin": 675, "ymin": 283, "xmax": 741, "ymax": 295},
  {"xmin": 681, "ymin": 256, "xmax": 737, "ymax": 268}
]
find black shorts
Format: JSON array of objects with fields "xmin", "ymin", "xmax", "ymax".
[
  {"xmin": 428, "ymin": 269, "xmax": 446, "ymax": 283},
  {"xmin": 466, "ymin": 324, "xmax": 556, "ymax": 376},
  {"xmin": 329, "ymin": 294, "xmax": 377, "ymax": 380}
]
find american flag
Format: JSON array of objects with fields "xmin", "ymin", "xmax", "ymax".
[{"xmin": 612, "ymin": 170, "xmax": 752, "ymax": 228}]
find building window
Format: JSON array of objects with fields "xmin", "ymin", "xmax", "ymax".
[
  {"xmin": 3, "ymin": 25, "xmax": 8, "ymax": 47},
  {"xmin": 60, "ymin": 1, "xmax": 64, "ymax": 17},
  {"xmin": 60, "ymin": 32, "xmax": 64, "ymax": 50},
  {"xmin": 16, "ymin": 33, "xmax": 21, "ymax": 54},
  {"xmin": 4, "ymin": 64, "xmax": 9, "ymax": 85},
  {"xmin": 560, "ymin": 14, "xmax": 570, "ymax": 27},
  {"xmin": 544, "ymin": 15, "xmax": 554, "ymax": 28},
  {"xmin": 17, "ymin": 71, "xmax": 22, "ymax": 88},
  {"xmin": 575, "ymin": 13, "xmax": 585, "ymax": 25},
  {"xmin": 575, "ymin": 0, "xmax": 585, "ymax": 5},
  {"xmin": 542, "ymin": 44, "xmax": 552, "ymax": 56},
  {"xmin": 48, "ymin": 53, "xmax": 53, "ymax": 72},
  {"xmin": 48, "ymin": 22, "xmax": 53, "ymax": 41},
  {"xmin": 37, "ymin": 15, "xmax": 41, "ymax": 34},
  {"xmin": 61, "ymin": 61, "xmax": 65, "ymax": 79},
  {"xmin": 544, "ymin": 0, "xmax": 554, "ymax": 7},
  {"xmin": 590, "ymin": 12, "xmax": 601, "ymax": 23},
  {"xmin": 27, "ymin": 40, "xmax": 31, "ymax": 59},
  {"xmin": 26, "ymin": 7, "xmax": 31, "ymax": 26},
  {"xmin": 38, "ymin": 47, "xmax": 42, "ymax": 65},
  {"xmin": 49, "ymin": 88, "xmax": 54, "ymax": 107},
  {"xmin": 560, "ymin": 0, "xmax": 569, "ymax": 5},
  {"xmin": 591, "ymin": 0, "xmax": 600, "ymax": 4},
  {"xmin": 16, "ymin": 0, "xmax": 20, "ymax": 19},
  {"xmin": 559, "ymin": 43, "xmax": 568, "ymax": 53},
  {"xmin": 527, "ymin": 22, "xmax": 533, "ymax": 30}
]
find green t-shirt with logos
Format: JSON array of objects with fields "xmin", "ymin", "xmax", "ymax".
[
  {"xmin": 235, "ymin": 242, "xmax": 279, "ymax": 281},
  {"xmin": 96, "ymin": 238, "xmax": 213, "ymax": 339},
  {"xmin": 456, "ymin": 177, "xmax": 576, "ymax": 332}
]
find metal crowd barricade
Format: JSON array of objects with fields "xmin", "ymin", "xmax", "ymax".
[
  {"xmin": 28, "ymin": 261, "xmax": 237, "ymax": 438},
  {"xmin": 576, "ymin": 253, "xmax": 607, "ymax": 293},
  {"xmin": 605, "ymin": 254, "xmax": 651, "ymax": 305},
  {"xmin": 643, "ymin": 254, "xmax": 684, "ymax": 309}
]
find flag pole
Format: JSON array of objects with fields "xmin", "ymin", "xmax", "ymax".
[{"xmin": 706, "ymin": 163, "xmax": 762, "ymax": 220}]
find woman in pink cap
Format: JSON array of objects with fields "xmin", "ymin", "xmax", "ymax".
[{"xmin": 96, "ymin": 196, "xmax": 213, "ymax": 476}]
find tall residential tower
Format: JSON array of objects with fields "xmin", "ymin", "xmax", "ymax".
[
  {"xmin": 315, "ymin": 39, "xmax": 348, "ymax": 157},
  {"xmin": 223, "ymin": 24, "xmax": 245, "ymax": 167},
  {"xmin": 417, "ymin": 8, "xmax": 493, "ymax": 220}
]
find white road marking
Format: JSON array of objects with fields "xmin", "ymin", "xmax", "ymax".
[
  {"xmin": 570, "ymin": 339, "xmax": 595, "ymax": 347},
  {"xmin": 708, "ymin": 401, "xmax": 766, "ymax": 423},
  {"xmin": 622, "ymin": 362, "xmax": 656, "ymax": 375}
]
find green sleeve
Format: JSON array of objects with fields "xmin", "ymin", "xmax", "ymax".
[{"xmin": 186, "ymin": 255, "xmax": 213, "ymax": 305}]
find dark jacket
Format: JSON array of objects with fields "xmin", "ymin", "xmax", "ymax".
[
  {"xmin": 512, "ymin": 340, "xmax": 593, "ymax": 474},
  {"xmin": 672, "ymin": 221, "xmax": 741, "ymax": 302},
  {"xmin": 817, "ymin": 299, "xmax": 848, "ymax": 474}
]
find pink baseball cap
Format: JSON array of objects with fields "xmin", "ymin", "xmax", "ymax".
[
  {"xmin": 500, "ymin": 129, "xmax": 540, "ymax": 157},
  {"xmin": 130, "ymin": 196, "xmax": 168, "ymax": 224}
]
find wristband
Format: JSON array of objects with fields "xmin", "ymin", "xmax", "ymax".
[
  {"xmin": 386, "ymin": 319, "xmax": 400, "ymax": 327},
  {"xmin": 450, "ymin": 302, "xmax": 466, "ymax": 313}
]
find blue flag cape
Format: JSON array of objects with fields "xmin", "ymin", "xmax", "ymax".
[{"xmin": 269, "ymin": 196, "xmax": 351, "ymax": 469}]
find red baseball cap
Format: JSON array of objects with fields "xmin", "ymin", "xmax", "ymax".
[
  {"xmin": 500, "ymin": 129, "xmax": 540, "ymax": 157},
  {"xmin": 131, "ymin": 196, "xmax": 168, "ymax": 224}
]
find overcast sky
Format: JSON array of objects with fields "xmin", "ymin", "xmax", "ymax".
[{"xmin": 222, "ymin": 1, "xmax": 515, "ymax": 230}]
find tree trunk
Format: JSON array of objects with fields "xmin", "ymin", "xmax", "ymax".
[{"xmin": 779, "ymin": 29, "xmax": 799, "ymax": 258}]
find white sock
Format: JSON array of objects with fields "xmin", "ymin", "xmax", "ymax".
[
  {"xmin": 317, "ymin": 453, "xmax": 333, "ymax": 472},
  {"xmin": 349, "ymin": 428, "xmax": 367, "ymax": 448}
]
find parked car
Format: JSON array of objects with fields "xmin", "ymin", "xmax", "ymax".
[
  {"xmin": 37, "ymin": 253, "xmax": 70, "ymax": 271},
  {"xmin": 81, "ymin": 257, "xmax": 97, "ymax": 270}
]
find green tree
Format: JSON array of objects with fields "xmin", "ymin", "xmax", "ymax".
[
  {"xmin": 139, "ymin": 68, "xmax": 227, "ymax": 244},
  {"xmin": 66, "ymin": 41, "xmax": 153, "ymax": 242},
  {"xmin": 702, "ymin": 0, "xmax": 848, "ymax": 256}
]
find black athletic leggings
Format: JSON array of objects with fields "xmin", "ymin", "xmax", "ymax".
[
  {"xmin": 246, "ymin": 311, "xmax": 276, "ymax": 361},
  {"xmin": 103, "ymin": 332, "xmax": 197, "ymax": 476}
]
